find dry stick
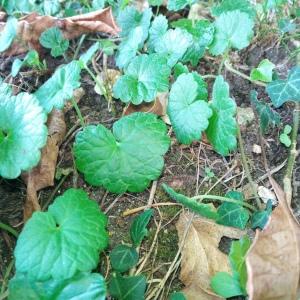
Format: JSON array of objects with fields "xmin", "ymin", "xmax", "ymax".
[
  {"xmin": 283, "ymin": 103, "xmax": 300, "ymax": 205},
  {"xmin": 147, "ymin": 180, "xmax": 158, "ymax": 208},
  {"xmin": 149, "ymin": 162, "xmax": 238, "ymax": 300},
  {"xmin": 237, "ymin": 124, "xmax": 263, "ymax": 210}
]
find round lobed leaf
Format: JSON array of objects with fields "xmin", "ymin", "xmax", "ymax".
[
  {"xmin": 14, "ymin": 189, "xmax": 108, "ymax": 281},
  {"xmin": 0, "ymin": 92, "xmax": 47, "ymax": 179},
  {"xmin": 74, "ymin": 112, "xmax": 170, "ymax": 194}
]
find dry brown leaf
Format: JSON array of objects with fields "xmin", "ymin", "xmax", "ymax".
[
  {"xmin": 123, "ymin": 92, "xmax": 168, "ymax": 117},
  {"xmin": 22, "ymin": 109, "xmax": 66, "ymax": 221},
  {"xmin": 176, "ymin": 212, "xmax": 245, "ymax": 300},
  {"xmin": 94, "ymin": 68, "xmax": 121, "ymax": 96},
  {"xmin": 0, "ymin": 7, "xmax": 119, "ymax": 57},
  {"xmin": 246, "ymin": 177, "xmax": 300, "ymax": 300}
]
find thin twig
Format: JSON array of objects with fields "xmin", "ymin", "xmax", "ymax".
[
  {"xmin": 147, "ymin": 181, "xmax": 158, "ymax": 208},
  {"xmin": 0, "ymin": 222, "xmax": 18, "ymax": 238}
]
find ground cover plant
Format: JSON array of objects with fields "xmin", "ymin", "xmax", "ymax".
[{"xmin": 0, "ymin": 0, "xmax": 299, "ymax": 299}]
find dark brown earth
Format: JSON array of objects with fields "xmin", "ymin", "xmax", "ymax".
[{"xmin": 0, "ymin": 25, "xmax": 298, "ymax": 299}]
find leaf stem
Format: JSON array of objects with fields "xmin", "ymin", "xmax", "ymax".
[
  {"xmin": 283, "ymin": 102, "xmax": 300, "ymax": 204},
  {"xmin": 202, "ymin": 74, "xmax": 217, "ymax": 79},
  {"xmin": 0, "ymin": 222, "xmax": 18, "ymax": 238},
  {"xmin": 71, "ymin": 98, "xmax": 85, "ymax": 128},
  {"xmin": 73, "ymin": 34, "xmax": 86, "ymax": 60},
  {"xmin": 224, "ymin": 60, "xmax": 267, "ymax": 87},
  {"xmin": 191, "ymin": 194, "xmax": 257, "ymax": 211},
  {"xmin": 237, "ymin": 125, "xmax": 263, "ymax": 210}
]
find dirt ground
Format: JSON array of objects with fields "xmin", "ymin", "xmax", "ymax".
[{"xmin": 0, "ymin": 31, "xmax": 298, "ymax": 299}]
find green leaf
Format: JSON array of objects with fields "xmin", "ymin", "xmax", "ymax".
[
  {"xmin": 14, "ymin": 189, "xmax": 108, "ymax": 281},
  {"xmin": 278, "ymin": 18, "xmax": 296, "ymax": 34},
  {"xmin": 163, "ymin": 184, "xmax": 218, "ymax": 220},
  {"xmin": 168, "ymin": 73, "xmax": 212, "ymax": 144},
  {"xmin": 79, "ymin": 42, "xmax": 100, "ymax": 67},
  {"xmin": 130, "ymin": 209, "xmax": 153, "ymax": 247},
  {"xmin": 99, "ymin": 40, "xmax": 117, "ymax": 56},
  {"xmin": 0, "ymin": 16, "xmax": 18, "ymax": 52},
  {"xmin": 167, "ymin": 0, "xmax": 196, "ymax": 11},
  {"xmin": 211, "ymin": 272, "xmax": 243, "ymax": 298},
  {"xmin": 251, "ymin": 200, "xmax": 272, "ymax": 230},
  {"xmin": 216, "ymin": 191, "xmax": 250, "ymax": 229},
  {"xmin": 92, "ymin": 0, "xmax": 105, "ymax": 9},
  {"xmin": 0, "ymin": 92, "xmax": 47, "ymax": 179},
  {"xmin": 211, "ymin": 0, "xmax": 256, "ymax": 19},
  {"xmin": 116, "ymin": 7, "xmax": 152, "ymax": 68},
  {"xmin": 250, "ymin": 90, "xmax": 280, "ymax": 133},
  {"xmin": 43, "ymin": 0, "xmax": 61, "ymax": 15},
  {"xmin": 209, "ymin": 11, "xmax": 254, "ymax": 55},
  {"xmin": 11, "ymin": 50, "xmax": 41, "ymax": 77},
  {"xmin": 109, "ymin": 273, "xmax": 146, "ymax": 300},
  {"xmin": 8, "ymin": 272, "xmax": 106, "ymax": 300},
  {"xmin": 280, "ymin": 125, "xmax": 292, "ymax": 147},
  {"xmin": 113, "ymin": 54, "xmax": 171, "ymax": 105},
  {"xmin": 169, "ymin": 292, "xmax": 186, "ymax": 300},
  {"xmin": 34, "ymin": 61, "xmax": 81, "ymax": 113},
  {"xmin": 250, "ymin": 59, "xmax": 275, "ymax": 82},
  {"xmin": 172, "ymin": 19, "xmax": 214, "ymax": 66},
  {"xmin": 206, "ymin": 75, "xmax": 237, "ymax": 156},
  {"xmin": 74, "ymin": 113, "xmax": 170, "ymax": 194},
  {"xmin": 266, "ymin": 66, "xmax": 300, "ymax": 107},
  {"xmin": 229, "ymin": 236, "xmax": 251, "ymax": 293},
  {"xmin": 154, "ymin": 28, "xmax": 192, "ymax": 67},
  {"xmin": 110, "ymin": 245, "xmax": 139, "ymax": 272},
  {"xmin": 148, "ymin": 0, "xmax": 163, "ymax": 6},
  {"xmin": 148, "ymin": 15, "xmax": 168, "ymax": 53},
  {"xmin": 39, "ymin": 27, "xmax": 69, "ymax": 57},
  {"xmin": 173, "ymin": 62, "xmax": 188, "ymax": 79}
]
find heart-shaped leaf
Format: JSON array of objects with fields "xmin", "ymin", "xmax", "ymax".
[
  {"xmin": 110, "ymin": 245, "xmax": 139, "ymax": 272},
  {"xmin": 209, "ymin": 10, "xmax": 254, "ymax": 56},
  {"xmin": 266, "ymin": 66, "xmax": 300, "ymax": 107},
  {"xmin": 113, "ymin": 54, "xmax": 171, "ymax": 105},
  {"xmin": 74, "ymin": 112, "xmax": 170, "ymax": 194},
  {"xmin": 206, "ymin": 75, "xmax": 237, "ymax": 156},
  {"xmin": 9, "ymin": 272, "xmax": 106, "ymax": 300},
  {"xmin": 0, "ymin": 91, "xmax": 47, "ymax": 179},
  {"xmin": 14, "ymin": 189, "xmax": 108, "ymax": 281},
  {"xmin": 168, "ymin": 73, "xmax": 212, "ymax": 144},
  {"xmin": 250, "ymin": 59, "xmax": 275, "ymax": 82},
  {"xmin": 34, "ymin": 61, "xmax": 81, "ymax": 113},
  {"xmin": 148, "ymin": 15, "xmax": 168, "ymax": 53}
]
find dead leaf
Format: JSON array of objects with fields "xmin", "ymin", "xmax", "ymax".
[
  {"xmin": 94, "ymin": 68, "xmax": 121, "ymax": 96},
  {"xmin": 257, "ymin": 185, "xmax": 277, "ymax": 205},
  {"xmin": 22, "ymin": 109, "xmax": 66, "ymax": 221},
  {"xmin": 177, "ymin": 212, "xmax": 245, "ymax": 300},
  {"xmin": 0, "ymin": 8, "xmax": 119, "ymax": 57},
  {"xmin": 246, "ymin": 177, "xmax": 300, "ymax": 300},
  {"xmin": 123, "ymin": 92, "xmax": 168, "ymax": 117}
]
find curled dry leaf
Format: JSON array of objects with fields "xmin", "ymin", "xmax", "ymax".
[
  {"xmin": 0, "ymin": 8, "xmax": 119, "ymax": 57},
  {"xmin": 246, "ymin": 177, "xmax": 300, "ymax": 300},
  {"xmin": 94, "ymin": 68, "xmax": 121, "ymax": 96},
  {"xmin": 22, "ymin": 109, "xmax": 66, "ymax": 221},
  {"xmin": 176, "ymin": 212, "xmax": 245, "ymax": 300}
]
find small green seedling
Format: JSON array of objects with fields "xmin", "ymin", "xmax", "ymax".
[{"xmin": 280, "ymin": 124, "xmax": 292, "ymax": 147}]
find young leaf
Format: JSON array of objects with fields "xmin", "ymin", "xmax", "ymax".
[
  {"xmin": 251, "ymin": 200, "xmax": 272, "ymax": 230},
  {"xmin": 169, "ymin": 292, "xmax": 186, "ymax": 300},
  {"xmin": 74, "ymin": 113, "xmax": 170, "ymax": 194},
  {"xmin": 211, "ymin": 0, "xmax": 256, "ymax": 19},
  {"xmin": 216, "ymin": 191, "xmax": 250, "ymax": 229},
  {"xmin": 280, "ymin": 124, "xmax": 292, "ymax": 147},
  {"xmin": 167, "ymin": 0, "xmax": 196, "ymax": 11},
  {"xmin": 113, "ymin": 54, "xmax": 171, "ymax": 105},
  {"xmin": 172, "ymin": 19, "xmax": 214, "ymax": 66},
  {"xmin": 206, "ymin": 75, "xmax": 237, "ymax": 156},
  {"xmin": 0, "ymin": 92, "xmax": 47, "ymax": 179},
  {"xmin": 209, "ymin": 11, "xmax": 254, "ymax": 55},
  {"xmin": 162, "ymin": 184, "xmax": 218, "ymax": 220},
  {"xmin": 250, "ymin": 59, "xmax": 275, "ymax": 82},
  {"xmin": 173, "ymin": 62, "xmax": 188, "ymax": 79},
  {"xmin": 250, "ymin": 90, "xmax": 280, "ymax": 134},
  {"xmin": 0, "ymin": 16, "xmax": 18, "ymax": 52},
  {"xmin": 9, "ymin": 272, "xmax": 106, "ymax": 300},
  {"xmin": 110, "ymin": 245, "xmax": 139, "ymax": 272},
  {"xmin": 266, "ymin": 66, "xmax": 300, "ymax": 107},
  {"xmin": 130, "ymin": 209, "xmax": 153, "ymax": 247},
  {"xmin": 14, "ymin": 189, "xmax": 108, "ymax": 281},
  {"xmin": 116, "ymin": 7, "xmax": 152, "ymax": 68},
  {"xmin": 34, "ymin": 60, "xmax": 81, "ymax": 113},
  {"xmin": 229, "ymin": 236, "xmax": 251, "ymax": 293},
  {"xmin": 154, "ymin": 28, "xmax": 192, "ymax": 67},
  {"xmin": 148, "ymin": 15, "xmax": 168, "ymax": 53},
  {"xmin": 39, "ymin": 27, "xmax": 69, "ymax": 57},
  {"xmin": 99, "ymin": 39, "xmax": 117, "ymax": 56},
  {"xmin": 167, "ymin": 73, "xmax": 212, "ymax": 144},
  {"xmin": 11, "ymin": 50, "xmax": 41, "ymax": 77},
  {"xmin": 211, "ymin": 272, "xmax": 244, "ymax": 298},
  {"xmin": 109, "ymin": 273, "xmax": 146, "ymax": 300}
]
